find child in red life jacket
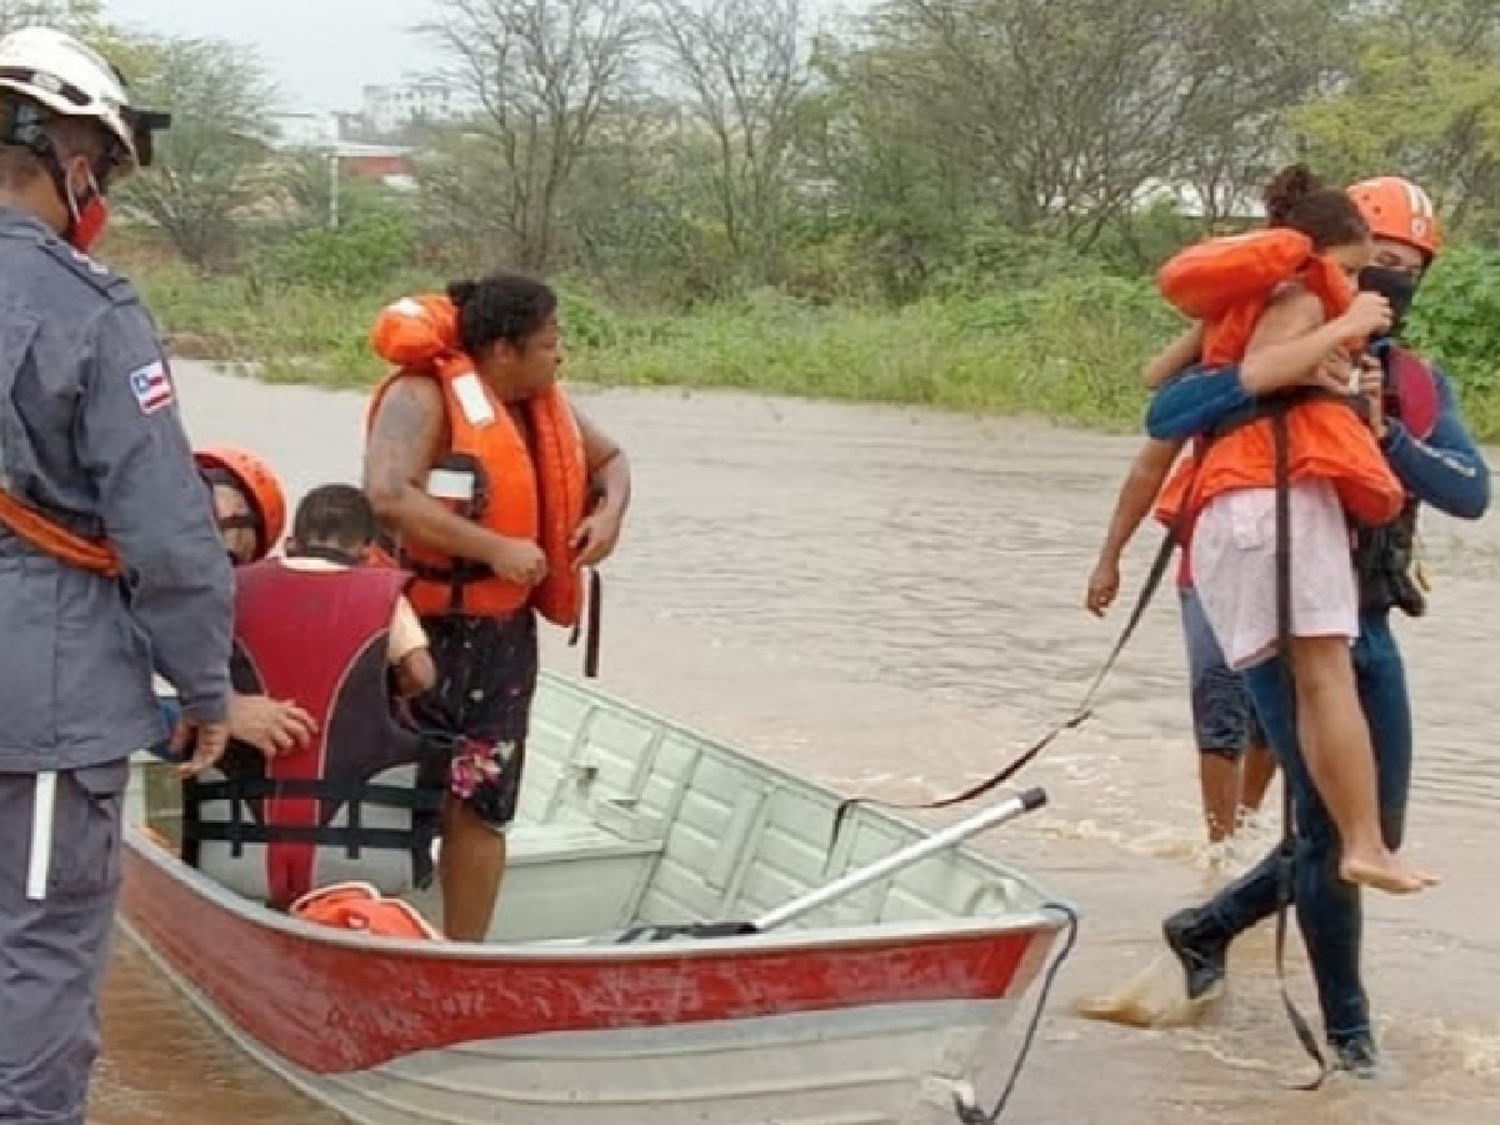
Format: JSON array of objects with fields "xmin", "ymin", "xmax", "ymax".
[
  {"xmin": 284, "ymin": 484, "xmax": 436, "ymax": 699},
  {"xmin": 1145, "ymin": 166, "xmax": 1434, "ymax": 897}
]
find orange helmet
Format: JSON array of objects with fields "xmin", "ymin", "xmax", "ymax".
[
  {"xmin": 1347, "ymin": 176, "xmax": 1442, "ymax": 258},
  {"xmin": 194, "ymin": 445, "xmax": 287, "ymax": 561}
]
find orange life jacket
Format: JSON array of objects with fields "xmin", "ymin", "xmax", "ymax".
[
  {"xmin": 1154, "ymin": 230, "xmax": 1404, "ymax": 532},
  {"xmin": 289, "ymin": 881, "xmax": 445, "ymax": 941},
  {"xmin": 366, "ymin": 295, "xmax": 589, "ymax": 626}
]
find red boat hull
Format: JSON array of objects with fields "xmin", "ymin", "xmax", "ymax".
[{"xmin": 120, "ymin": 832, "xmax": 1061, "ymax": 1076}]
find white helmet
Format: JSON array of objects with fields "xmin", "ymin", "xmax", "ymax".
[{"xmin": 0, "ymin": 27, "xmax": 168, "ymax": 175}]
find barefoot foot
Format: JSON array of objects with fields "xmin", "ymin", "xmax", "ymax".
[{"xmin": 1340, "ymin": 849, "xmax": 1439, "ymax": 895}]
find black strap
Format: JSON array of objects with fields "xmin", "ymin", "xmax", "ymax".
[
  {"xmin": 820, "ymin": 383, "xmax": 1342, "ymax": 1084},
  {"xmin": 614, "ymin": 920, "xmax": 758, "ymax": 944},
  {"xmin": 1268, "ymin": 409, "xmax": 1332, "ymax": 1089},
  {"xmin": 184, "ymin": 776, "xmax": 443, "ymax": 809},
  {"xmin": 825, "ymin": 385, "xmax": 1344, "ymax": 846},
  {"xmin": 185, "ymin": 821, "xmax": 426, "ymax": 853},
  {"xmin": 826, "ymin": 513, "xmax": 1180, "ymax": 849},
  {"xmin": 180, "ymin": 775, "xmax": 444, "ymax": 861},
  {"xmin": 568, "ymin": 567, "xmax": 604, "ymax": 679}
]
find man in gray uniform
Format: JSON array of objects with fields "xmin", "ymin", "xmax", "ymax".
[{"xmin": 0, "ymin": 27, "xmax": 235, "ymax": 1125}]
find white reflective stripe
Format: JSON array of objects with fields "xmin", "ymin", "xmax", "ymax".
[
  {"xmin": 1405, "ymin": 181, "xmax": 1434, "ymax": 217},
  {"xmin": 26, "ymin": 771, "xmax": 56, "ymax": 901},
  {"xmin": 451, "ymin": 372, "xmax": 496, "ymax": 427},
  {"xmin": 386, "ymin": 297, "xmax": 426, "ymax": 318},
  {"xmin": 427, "ymin": 468, "xmax": 475, "ymax": 501}
]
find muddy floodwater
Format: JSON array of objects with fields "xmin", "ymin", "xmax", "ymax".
[{"xmin": 92, "ymin": 364, "xmax": 1500, "ymax": 1125}]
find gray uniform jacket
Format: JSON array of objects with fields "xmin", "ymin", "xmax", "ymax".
[{"xmin": 0, "ymin": 206, "xmax": 233, "ymax": 773}]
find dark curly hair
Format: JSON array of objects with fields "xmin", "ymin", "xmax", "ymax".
[
  {"xmin": 290, "ymin": 483, "xmax": 377, "ymax": 550},
  {"xmin": 1261, "ymin": 164, "xmax": 1369, "ymax": 251},
  {"xmin": 446, "ymin": 272, "xmax": 558, "ymax": 357}
]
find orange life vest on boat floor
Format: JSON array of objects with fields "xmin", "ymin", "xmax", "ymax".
[
  {"xmin": 289, "ymin": 881, "xmax": 444, "ymax": 941},
  {"xmin": 366, "ymin": 294, "xmax": 589, "ymax": 627},
  {"xmin": 181, "ymin": 559, "xmax": 446, "ymax": 908},
  {"xmin": 1154, "ymin": 229, "xmax": 1404, "ymax": 533}
]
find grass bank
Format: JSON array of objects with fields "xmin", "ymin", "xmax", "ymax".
[{"xmin": 132, "ymin": 256, "xmax": 1500, "ymax": 441}]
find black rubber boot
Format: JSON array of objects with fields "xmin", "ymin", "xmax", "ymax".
[
  {"xmin": 1162, "ymin": 905, "xmax": 1230, "ymax": 1000},
  {"xmin": 1331, "ymin": 1034, "xmax": 1380, "ymax": 1079}
]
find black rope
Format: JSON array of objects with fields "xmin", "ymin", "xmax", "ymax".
[
  {"xmin": 1268, "ymin": 409, "xmax": 1332, "ymax": 1090},
  {"xmin": 953, "ymin": 902, "xmax": 1082, "ymax": 1124}
]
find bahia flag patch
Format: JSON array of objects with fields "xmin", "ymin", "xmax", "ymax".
[{"xmin": 128, "ymin": 359, "xmax": 175, "ymax": 414}]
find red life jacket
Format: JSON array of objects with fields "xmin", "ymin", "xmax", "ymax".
[
  {"xmin": 1385, "ymin": 344, "xmax": 1439, "ymax": 442},
  {"xmin": 181, "ymin": 559, "xmax": 444, "ymax": 908}
]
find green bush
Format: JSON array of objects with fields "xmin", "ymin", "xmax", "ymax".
[
  {"xmin": 1406, "ymin": 247, "xmax": 1500, "ymax": 390},
  {"xmin": 128, "ymin": 244, "xmax": 1500, "ymax": 441},
  {"xmin": 1398, "ymin": 247, "xmax": 1500, "ymax": 438},
  {"xmin": 253, "ymin": 209, "xmax": 420, "ymax": 295}
]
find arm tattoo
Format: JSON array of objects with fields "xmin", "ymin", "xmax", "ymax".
[{"xmin": 365, "ymin": 378, "xmax": 441, "ymax": 495}]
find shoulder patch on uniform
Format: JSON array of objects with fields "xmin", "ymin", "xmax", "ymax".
[
  {"xmin": 128, "ymin": 358, "xmax": 175, "ymax": 415},
  {"xmin": 66, "ymin": 245, "xmax": 111, "ymax": 276}
]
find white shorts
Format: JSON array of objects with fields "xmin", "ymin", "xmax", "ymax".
[{"xmin": 1189, "ymin": 480, "xmax": 1359, "ymax": 671}]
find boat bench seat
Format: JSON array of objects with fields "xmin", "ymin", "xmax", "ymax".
[
  {"xmin": 505, "ymin": 819, "xmax": 664, "ymax": 867},
  {"xmin": 483, "ymin": 816, "xmax": 667, "ymax": 941}
]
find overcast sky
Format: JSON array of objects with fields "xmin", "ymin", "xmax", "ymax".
[
  {"xmin": 105, "ymin": 0, "xmax": 446, "ymax": 112},
  {"xmin": 103, "ymin": 0, "xmax": 864, "ymax": 115}
]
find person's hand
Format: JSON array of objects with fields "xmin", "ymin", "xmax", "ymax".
[
  {"xmin": 169, "ymin": 717, "xmax": 230, "ymax": 779},
  {"xmin": 570, "ymin": 508, "xmax": 623, "ymax": 568},
  {"xmin": 1085, "ymin": 556, "xmax": 1121, "ymax": 618},
  {"xmin": 1339, "ymin": 291, "xmax": 1393, "ymax": 339},
  {"xmin": 485, "ymin": 535, "xmax": 547, "ymax": 585},
  {"xmin": 1304, "ymin": 351, "xmax": 1357, "ymax": 395},
  {"xmin": 229, "ymin": 693, "xmax": 317, "ymax": 759}
]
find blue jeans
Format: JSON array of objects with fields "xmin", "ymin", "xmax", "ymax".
[
  {"xmin": 1179, "ymin": 585, "xmax": 1266, "ymax": 757},
  {"xmin": 1200, "ymin": 612, "xmax": 1413, "ymax": 1044},
  {"xmin": 146, "ymin": 696, "xmax": 181, "ymax": 762}
]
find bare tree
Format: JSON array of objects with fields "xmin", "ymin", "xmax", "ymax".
[
  {"xmin": 650, "ymin": 0, "xmax": 814, "ymax": 283},
  {"xmin": 0, "ymin": 0, "xmax": 97, "ymax": 36},
  {"xmin": 117, "ymin": 35, "xmax": 280, "ymax": 271},
  {"xmin": 424, "ymin": 0, "xmax": 644, "ymax": 272},
  {"xmin": 859, "ymin": 0, "xmax": 1344, "ymax": 248}
]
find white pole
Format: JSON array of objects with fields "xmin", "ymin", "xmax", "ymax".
[
  {"xmin": 329, "ymin": 149, "xmax": 340, "ymax": 230},
  {"xmin": 753, "ymin": 787, "xmax": 1048, "ymax": 932}
]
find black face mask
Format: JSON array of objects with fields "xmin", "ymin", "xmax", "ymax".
[{"xmin": 1358, "ymin": 267, "xmax": 1421, "ymax": 338}]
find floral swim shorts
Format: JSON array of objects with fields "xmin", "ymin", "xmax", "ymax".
[{"xmin": 410, "ymin": 609, "xmax": 538, "ymax": 829}]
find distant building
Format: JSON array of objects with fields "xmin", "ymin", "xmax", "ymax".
[
  {"xmin": 361, "ymin": 81, "xmax": 458, "ymax": 135},
  {"xmin": 334, "ymin": 141, "xmax": 417, "ymax": 188},
  {"xmin": 269, "ymin": 111, "xmax": 340, "ymax": 149},
  {"xmin": 264, "ymin": 111, "xmax": 416, "ymax": 193}
]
